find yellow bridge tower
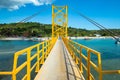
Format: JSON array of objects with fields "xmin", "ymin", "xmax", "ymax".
[{"xmin": 52, "ymin": 5, "xmax": 68, "ymax": 38}]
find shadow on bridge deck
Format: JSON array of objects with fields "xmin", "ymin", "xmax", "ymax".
[{"xmin": 34, "ymin": 38, "xmax": 84, "ymax": 80}]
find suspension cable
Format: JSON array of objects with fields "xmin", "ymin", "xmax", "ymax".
[
  {"xmin": 67, "ymin": 0, "xmax": 119, "ymax": 41},
  {"xmin": 18, "ymin": 10, "xmax": 45, "ymax": 23},
  {"xmin": 13, "ymin": 7, "xmax": 48, "ymax": 27},
  {"xmin": 70, "ymin": 7, "xmax": 120, "ymax": 42}
]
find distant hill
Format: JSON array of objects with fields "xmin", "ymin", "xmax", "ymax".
[{"xmin": 0, "ymin": 22, "xmax": 120, "ymax": 37}]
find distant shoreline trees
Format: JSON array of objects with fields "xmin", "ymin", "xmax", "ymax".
[{"xmin": 0, "ymin": 22, "xmax": 120, "ymax": 38}]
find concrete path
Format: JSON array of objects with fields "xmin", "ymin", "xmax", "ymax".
[{"xmin": 34, "ymin": 39, "xmax": 84, "ymax": 80}]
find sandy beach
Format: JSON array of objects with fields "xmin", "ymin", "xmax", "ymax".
[
  {"xmin": 68, "ymin": 36, "xmax": 113, "ymax": 39},
  {"xmin": 0, "ymin": 36, "xmax": 117, "ymax": 41},
  {"xmin": 0, "ymin": 36, "xmax": 113, "ymax": 41}
]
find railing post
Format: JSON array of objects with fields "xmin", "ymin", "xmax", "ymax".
[
  {"xmin": 49, "ymin": 40, "xmax": 52, "ymax": 52},
  {"xmin": 69, "ymin": 42, "xmax": 73, "ymax": 57},
  {"xmin": 72, "ymin": 45, "xmax": 76, "ymax": 60},
  {"xmin": 48, "ymin": 40, "xmax": 50, "ymax": 53},
  {"xmin": 47, "ymin": 41, "xmax": 49, "ymax": 56},
  {"xmin": 98, "ymin": 53, "xmax": 102, "ymax": 80},
  {"xmin": 27, "ymin": 49, "xmax": 31, "ymax": 80},
  {"xmin": 75, "ymin": 56, "xmax": 78, "ymax": 65},
  {"xmin": 79, "ymin": 46, "xmax": 83, "ymax": 73},
  {"xmin": 87, "ymin": 49, "xmax": 91, "ymax": 80},
  {"xmin": 35, "ymin": 44, "xmax": 40, "ymax": 72},
  {"xmin": 52, "ymin": 37, "xmax": 54, "ymax": 46},
  {"xmin": 41, "ymin": 42, "xmax": 45, "ymax": 64},
  {"xmin": 45, "ymin": 41, "xmax": 48, "ymax": 58},
  {"xmin": 12, "ymin": 54, "xmax": 17, "ymax": 80}
]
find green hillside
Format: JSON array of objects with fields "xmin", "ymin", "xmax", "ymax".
[{"xmin": 0, "ymin": 22, "xmax": 120, "ymax": 37}]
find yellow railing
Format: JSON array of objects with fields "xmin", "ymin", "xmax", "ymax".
[
  {"xmin": 63, "ymin": 37, "xmax": 120, "ymax": 80},
  {"xmin": 0, "ymin": 37, "xmax": 57, "ymax": 80}
]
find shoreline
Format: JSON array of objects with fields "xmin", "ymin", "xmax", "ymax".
[
  {"xmin": 0, "ymin": 36, "xmax": 114, "ymax": 40},
  {"xmin": 69, "ymin": 36, "xmax": 113, "ymax": 39},
  {"xmin": 0, "ymin": 37, "xmax": 51, "ymax": 41}
]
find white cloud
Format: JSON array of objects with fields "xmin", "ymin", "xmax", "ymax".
[{"xmin": 0, "ymin": 0, "xmax": 54, "ymax": 11}]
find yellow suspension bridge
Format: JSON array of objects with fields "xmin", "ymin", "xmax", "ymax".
[{"xmin": 0, "ymin": 5, "xmax": 120, "ymax": 80}]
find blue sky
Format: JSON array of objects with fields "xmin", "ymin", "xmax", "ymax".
[{"xmin": 0, "ymin": 0, "xmax": 120, "ymax": 30}]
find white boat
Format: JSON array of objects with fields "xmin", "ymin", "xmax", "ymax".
[
  {"xmin": 32, "ymin": 37, "xmax": 43, "ymax": 42},
  {"xmin": 115, "ymin": 41, "xmax": 120, "ymax": 44},
  {"xmin": 84, "ymin": 37, "xmax": 92, "ymax": 40},
  {"xmin": 115, "ymin": 38, "xmax": 120, "ymax": 44}
]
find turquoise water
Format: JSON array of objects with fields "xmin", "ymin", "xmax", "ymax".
[
  {"xmin": 0, "ymin": 40, "xmax": 39, "ymax": 80},
  {"xmin": 0, "ymin": 40, "xmax": 39, "ymax": 71},
  {"xmin": 73, "ymin": 38, "xmax": 120, "ymax": 80},
  {"xmin": 0, "ymin": 40, "xmax": 39, "ymax": 53},
  {"xmin": 0, "ymin": 39, "xmax": 120, "ymax": 79}
]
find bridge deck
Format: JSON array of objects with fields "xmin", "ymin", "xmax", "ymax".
[{"xmin": 34, "ymin": 39, "xmax": 84, "ymax": 80}]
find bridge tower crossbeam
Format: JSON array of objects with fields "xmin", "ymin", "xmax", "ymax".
[{"xmin": 52, "ymin": 5, "xmax": 68, "ymax": 38}]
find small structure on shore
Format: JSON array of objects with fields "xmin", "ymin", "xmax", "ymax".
[
  {"xmin": 84, "ymin": 36, "xmax": 92, "ymax": 40},
  {"xmin": 94, "ymin": 34, "xmax": 101, "ymax": 37},
  {"xmin": 31, "ymin": 37, "xmax": 43, "ymax": 42}
]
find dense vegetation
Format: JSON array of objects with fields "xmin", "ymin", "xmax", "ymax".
[{"xmin": 0, "ymin": 22, "xmax": 120, "ymax": 37}]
